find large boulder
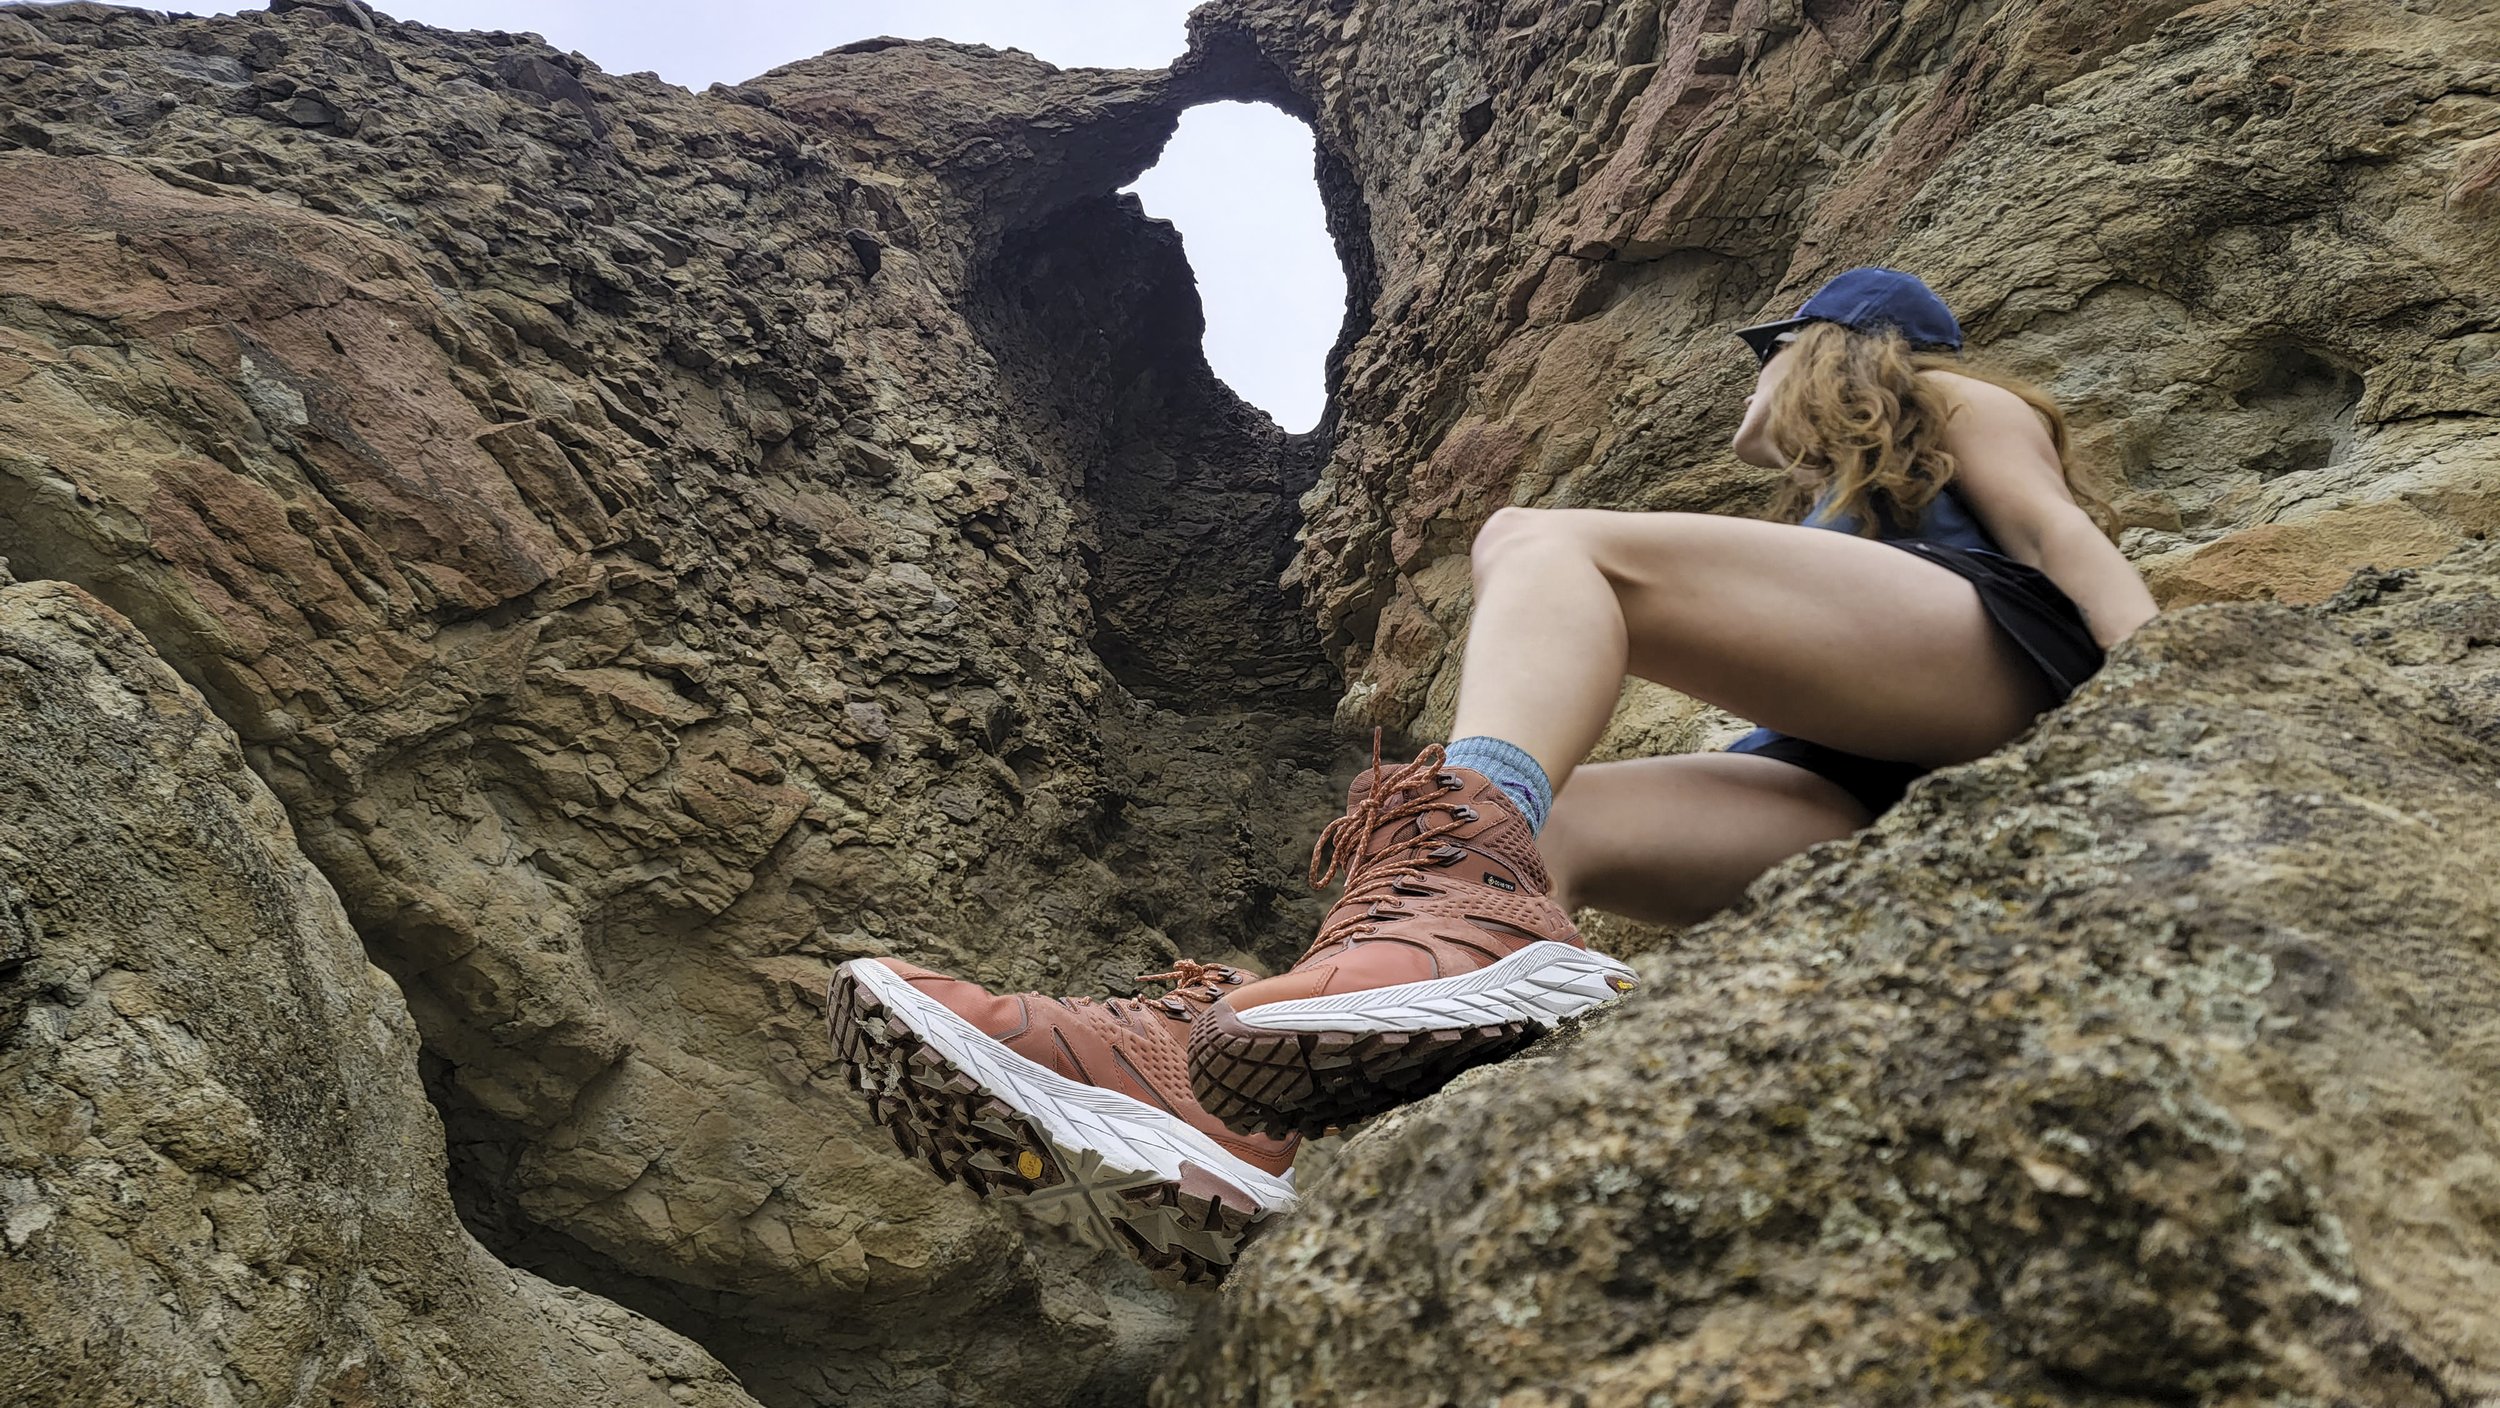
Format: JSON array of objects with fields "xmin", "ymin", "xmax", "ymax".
[
  {"xmin": 1163, "ymin": 544, "xmax": 2500, "ymax": 1405},
  {"xmin": 0, "ymin": 575, "xmax": 759, "ymax": 1408}
]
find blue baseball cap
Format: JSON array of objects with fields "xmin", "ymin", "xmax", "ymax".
[{"xmin": 1734, "ymin": 267, "xmax": 1963, "ymax": 363}]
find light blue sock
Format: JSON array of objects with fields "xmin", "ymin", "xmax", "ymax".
[{"xmin": 1441, "ymin": 736, "xmax": 1553, "ymax": 833}]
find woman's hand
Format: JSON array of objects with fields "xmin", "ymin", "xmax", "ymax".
[{"xmin": 1933, "ymin": 374, "xmax": 2159, "ymax": 650}]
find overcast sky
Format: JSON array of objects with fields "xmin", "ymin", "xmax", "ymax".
[{"xmin": 248, "ymin": 1, "xmax": 1342, "ymax": 430}]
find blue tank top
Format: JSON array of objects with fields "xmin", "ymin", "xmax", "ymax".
[{"xmin": 1802, "ymin": 481, "xmax": 2002, "ymax": 554}]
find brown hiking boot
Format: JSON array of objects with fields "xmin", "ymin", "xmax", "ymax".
[
  {"xmin": 1188, "ymin": 741, "xmax": 1637, "ymax": 1136},
  {"xmin": 827, "ymin": 955, "xmax": 1298, "ymax": 1280}
]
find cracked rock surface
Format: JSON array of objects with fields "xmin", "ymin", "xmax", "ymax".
[
  {"xmin": 3, "ymin": 0, "xmax": 2499, "ymax": 1403},
  {"xmin": 1196, "ymin": 0, "xmax": 2500, "ymax": 751},
  {"xmin": 0, "ymin": 3, "xmax": 1341, "ymax": 1403},
  {"xmin": 0, "ymin": 575, "xmax": 760, "ymax": 1408}
]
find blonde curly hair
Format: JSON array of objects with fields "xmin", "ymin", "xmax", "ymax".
[{"xmin": 1760, "ymin": 321, "xmax": 2114, "ymax": 538}]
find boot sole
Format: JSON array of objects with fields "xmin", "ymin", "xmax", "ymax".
[
  {"xmin": 1188, "ymin": 940, "xmax": 1639, "ymax": 1137},
  {"xmin": 827, "ymin": 959, "xmax": 1296, "ymax": 1281}
]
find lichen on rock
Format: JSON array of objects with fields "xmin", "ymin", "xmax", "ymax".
[{"xmin": 0, "ymin": 0, "xmax": 1347, "ymax": 1400}]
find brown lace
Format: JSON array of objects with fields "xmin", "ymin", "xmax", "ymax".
[
  {"xmin": 1131, "ymin": 958, "xmax": 1244, "ymax": 1018},
  {"xmin": 1137, "ymin": 958, "xmax": 1235, "ymax": 994},
  {"xmin": 1302, "ymin": 733, "xmax": 1471, "ymax": 956}
]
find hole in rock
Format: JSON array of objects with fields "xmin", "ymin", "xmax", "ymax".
[
  {"xmin": 2230, "ymin": 343, "xmax": 2361, "ymax": 412},
  {"xmin": 2229, "ymin": 342, "xmax": 2362, "ymax": 481},
  {"xmin": 1124, "ymin": 101, "xmax": 1344, "ymax": 434}
]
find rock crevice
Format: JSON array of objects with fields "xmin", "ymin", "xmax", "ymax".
[
  {"xmin": 0, "ymin": 4, "xmax": 1354, "ymax": 1402},
  {"xmin": 0, "ymin": 576, "xmax": 761, "ymax": 1408}
]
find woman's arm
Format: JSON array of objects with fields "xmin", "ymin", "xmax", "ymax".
[{"xmin": 1931, "ymin": 375, "xmax": 2159, "ymax": 650}]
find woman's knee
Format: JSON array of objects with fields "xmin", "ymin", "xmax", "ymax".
[
  {"xmin": 1473, "ymin": 507, "xmax": 1706, "ymax": 589},
  {"xmin": 1472, "ymin": 506, "xmax": 1600, "ymax": 578}
]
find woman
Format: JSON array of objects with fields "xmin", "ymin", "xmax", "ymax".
[{"xmin": 828, "ymin": 268, "xmax": 2159, "ymax": 1278}]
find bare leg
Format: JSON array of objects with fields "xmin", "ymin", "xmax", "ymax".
[
  {"xmin": 1538, "ymin": 753, "xmax": 1870, "ymax": 926},
  {"xmin": 1447, "ymin": 508, "xmax": 2057, "ymax": 790}
]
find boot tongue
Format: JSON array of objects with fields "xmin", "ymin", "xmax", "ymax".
[
  {"xmin": 1345, "ymin": 760, "xmax": 1456, "ymax": 807},
  {"xmin": 1345, "ymin": 764, "xmax": 1458, "ymax": 858}
]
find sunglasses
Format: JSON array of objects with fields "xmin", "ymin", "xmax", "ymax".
[{"xmin": 1733, "ymin": 316, "xmax": 1815, "ymax": 367}]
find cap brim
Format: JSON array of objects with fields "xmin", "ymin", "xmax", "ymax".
[{"xmin": 1733, "ymin": 316, "xmax": 1814, "ymax": 361}]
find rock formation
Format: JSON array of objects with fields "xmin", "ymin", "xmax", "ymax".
[
  {"xmin": 0, "ymin": 2, "xmax": 1345, "ymax": 1402},
  {"xmin": 1, "ymin": 0, "xmax": 2496, "ymax": 1403},
  {"xmin": 1145, "ymin": 0, "xmax": 2500, "ymax": 1398},
  {"xmin": 0, "ymin": 572, "xmax": 759, "ymax": 1408}
]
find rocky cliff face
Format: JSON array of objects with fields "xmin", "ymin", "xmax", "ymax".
[
  {"xmin": 1, "ymin": 0, "xmax": 2496, "ymax": 1404},
  {"xmin": 1201, "ymin": 0, "xmax": 2500, "ymax": 749},
  {"xmin": 0, "ymin": 572, "xmax": 759, "ymax": 1408},
  {"xmin": 1144, "ymin": 0, "xmax": 2499, "ymax": 1398}
]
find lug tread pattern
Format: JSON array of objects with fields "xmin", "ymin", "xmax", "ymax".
[
  {"xmin": 828, "ymin": 964, "xmax": 1265, "ymax": 1282},
  {"xmin": 1186, "ymin": 942, "xmax": 1637, "ymax": 1136},
  {"xmin": 1188, "ymin": 1009, "xmax": 1540, "ymax": 1138}
]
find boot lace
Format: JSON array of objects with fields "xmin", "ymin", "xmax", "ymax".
[
  {"xmin": 1301, "ymin": 734, "xmax": 1473, "ymax": 958},
  {"xmin": 1130, "ymin": 958, "xmax": 1247, "ymax": 1019}
]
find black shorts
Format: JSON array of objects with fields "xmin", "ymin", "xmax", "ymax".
[{"xmin": 1723, "ymin": 540, "xmax": 2104, "ymax": 816}]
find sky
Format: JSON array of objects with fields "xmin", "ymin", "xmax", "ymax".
[{"xmin": 243, "ymin": 1, "xmax": 1343, "ymax": 430}]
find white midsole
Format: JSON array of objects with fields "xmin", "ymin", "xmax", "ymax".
[
  {"xmin": 843, "ymin": 960, "xmax": 1298, "ymax": 1212},
  {"xmin": 1229, "ymin": 940, "xmax": 1638, "ymax": 1035}
]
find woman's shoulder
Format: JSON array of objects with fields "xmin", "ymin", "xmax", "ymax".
[
  {"xmin": 1913, "ymin": 366, "xmax": 2030, "ymax": 411},
  {"xmin": 1915, "ymin": 367, "xmax": 2058, "ymax": 442}
]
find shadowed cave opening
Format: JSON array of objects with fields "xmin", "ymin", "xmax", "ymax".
[{"xmin": 964, "ymin": 96, "xmax": 1361, "ymax": 719}]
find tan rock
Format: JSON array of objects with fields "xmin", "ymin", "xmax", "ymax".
[
  {"xmin": 2146, "ymin": 500, "xmax": 2464, "ymax": 606},
  {"xmin": 0, "ymin": 4, "xmax": 1346, "ymax": 1400},
  {"xmin": 0, "ymin": 578, "xmax": 758, "ymax": 1408}
]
